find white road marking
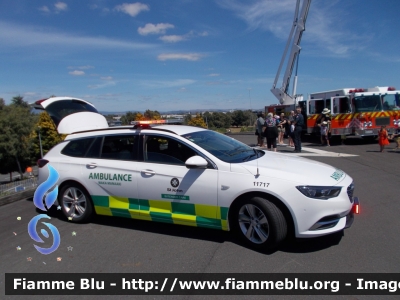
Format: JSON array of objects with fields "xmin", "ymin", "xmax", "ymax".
[
  {"xmin": 297, "ymin": 146, "xmax": 358, "ymax": 157},
  {"xmin": 255, "ymin": 146, "xmax": 358, "ymax": 157}
]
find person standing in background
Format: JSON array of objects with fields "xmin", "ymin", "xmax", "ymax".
[
  {"xmin": 293, "ymin": 107, "xmax": 304, "ymax": 153},
  {"xmin": 378, "ymin": 125, "xmax": 390, "ymax": 152},
  {"xmin": 287, "ymin": 110, "xmax": 295, "ymax": 147},
  {"xmin": 264, "ymin": 113, "xmax": 278, "ymax": 152},
  {"xmin": 256, "ymin": 112, "xmax": 265, "ymax": 147},
  {"xmin": 278, "ymin": 113, "xmax": 287, "ymax": 145}
]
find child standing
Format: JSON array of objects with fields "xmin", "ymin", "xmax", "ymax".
[
  {"xmin": 320, "ymin": 121, "xmax": 330, "ymax": 146},
  {"xmin": 378, "ymin": 125, "xmax": 390, "ymax": 152}
]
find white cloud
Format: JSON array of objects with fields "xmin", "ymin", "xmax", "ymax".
[
  {"xmin": 159, "ymin": 35, "xmax": 185, "ymax": 43},
  {"xmin": 208, "ymin": 73, "xmax": 220, "ymax": 77},
  {"xmin": 101, "ymin": 76, "xmax": 113, "ymax": 80},
  {"xmin": 140, "ymin": 79, "xmax": 196, "ymax": 89},
  {"xmin": 114, "ymin": 2, "xmax": 149, "ymax": 17},
  {"xmin": 0, "ymin": 21, "xmax": 156, "ymax": 51},
  {"xmin": 157, "ymin": 53, "xmax": 204, "ymax": 61},
  {"xmin": 88, "ymin": 81, "xmax": 116, "ymax": 89},
  {"xmin": 38, "ymin": 6, "xmax": 50, "ymax": 13},
  {"xmin": 68, "ymin": 65, "xmax": 94, "ymax": 70},
  {"xmin": 69, "ymin": 70, "xmax": 85, "ymax": 76},
  {"xmin": 54, "ymin": 2, "xmax": 68, "ymax": 12},
  {"xmin": 138, "ymin": 23, "xmax": 174, "ymax": 35}
]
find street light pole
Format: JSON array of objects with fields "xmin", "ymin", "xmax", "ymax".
[
  {"xmin": 248, "ymin": 88, "xmax": 253, "ymax": 126},
  {"xmin": 38, "ymin": 126, "xmax": 43, "ymax": 158}
]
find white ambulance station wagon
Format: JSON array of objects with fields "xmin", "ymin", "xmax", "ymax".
[{"xmin": 34, "ymin": 97, "xmax": 359, "ymax": 250}]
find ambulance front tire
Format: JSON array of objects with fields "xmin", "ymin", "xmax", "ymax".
[
  {"xmin": 58, "ymin": 182, "xmax": 94, "ymax": 223},
  {"xmin": 230, "ymin": 196, "xmax": 287, "ymax": 251}
]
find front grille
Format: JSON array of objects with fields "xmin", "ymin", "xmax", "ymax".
[
  {"xmin": 375, "ymin": 117, "xmax": 390, "ymax": 126},
  {"xmin": 347, "ymin": 183, "xmax": 354, "ymax": 203}
]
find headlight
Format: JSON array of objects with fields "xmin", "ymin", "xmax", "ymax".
[{"xmin": 296, "ymin": 186, "xmax": 342, "ymax": 200}]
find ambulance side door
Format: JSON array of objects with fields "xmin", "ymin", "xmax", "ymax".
[
  {"xmin": 81, "ymin": 134, "xmax": 140, "ymax": 218},
  {"xmin": 135, "ymin": 133, "xmax": 221, "ymax": 229}
]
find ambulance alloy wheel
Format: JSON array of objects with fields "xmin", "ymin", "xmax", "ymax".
[
  {"xmin": 59, "ymin": 183, "xmax": 94, "ymax": 222},
  {"xmin": 231, "ymin": 197, "xmax": 287, "ymax": 250}
]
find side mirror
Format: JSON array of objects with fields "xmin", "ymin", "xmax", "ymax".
[{"xmin": 185, "ymin": 156, "xmax": 208, "ymax": 169}]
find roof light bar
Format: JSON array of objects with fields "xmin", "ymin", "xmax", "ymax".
[
  {"xmin": 349, "ymin": 88, "xmax": 364, "ymax": 93},
  {"xmin": 131, "ymin": 119, "xmax": 167, "ymax": 129},
  {"xmin": 134, "ymin": 120, "xmax": 167, "ymax": 125},
  {"xmin": 388, "ymin": 87, "xmax": 396, "ymax": 91}
]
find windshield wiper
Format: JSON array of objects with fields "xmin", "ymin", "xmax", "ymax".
[{"xmin": 242, "ymin": 148, "xmax": 259, "ymax": 162}]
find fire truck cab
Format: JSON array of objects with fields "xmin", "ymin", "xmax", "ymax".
[{"xmin": 308, "ymin": 86, "xmax": 400, "ymax": 137}]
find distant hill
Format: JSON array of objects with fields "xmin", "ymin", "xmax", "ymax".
[{"xmin": 99, "ymin": 108, "xmax": 262, "ymax": 115}]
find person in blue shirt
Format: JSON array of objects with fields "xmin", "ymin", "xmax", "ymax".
[{"xmin": 293, "ymin": 107, "xmax": 304, "ymax": 153}]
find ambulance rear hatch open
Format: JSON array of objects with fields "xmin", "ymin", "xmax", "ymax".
[{"xmin": 32, "ymin": 97, "xmax": 109, "ymax": 134}]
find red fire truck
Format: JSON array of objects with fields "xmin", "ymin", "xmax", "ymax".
[
  {"xmin": 267, "ymin": 87, "xmax": 400, "ymax": 138},
  {"xmin": 305, "ymin": 86, "xmax": 400, "ymax": 137}
]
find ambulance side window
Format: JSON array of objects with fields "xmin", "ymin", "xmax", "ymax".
[
  {"xmin": 85, "ymin": 137, "xmax": 103, "ymax": 158},
  {"xmin": 100, "ymin": 135, "xmax": 138, "ymax": 161},
  {"xmin": 144, "ymin": 135, "xmax": 197, "ymax": 166}
]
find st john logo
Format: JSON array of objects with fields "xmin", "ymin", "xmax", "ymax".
[{"xmin": 170, "ymin": 178, "xmax": 179, "ymax": 188}]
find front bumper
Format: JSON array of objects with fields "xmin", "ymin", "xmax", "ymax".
[
  {"xmin": 345, "ymin": 197, "xmax": 360, "ymax": 229},
  {"xmin": 296, "ymin": 196, "xmax": 360, "ymax": 238}
]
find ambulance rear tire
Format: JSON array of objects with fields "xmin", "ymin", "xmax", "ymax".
[
  {"xmin": 59, "ymin": 183, "xmax": 94, "ymax": 223},
  {"xmin": 231, "ymin": 196, "xmax": 287, "ymax": 251}
]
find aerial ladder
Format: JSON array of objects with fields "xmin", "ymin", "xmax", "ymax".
[{"xmin": 270, "ymin": 0, "xmax": 311, "ymax": 105}]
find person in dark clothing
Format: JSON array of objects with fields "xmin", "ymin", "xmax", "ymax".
[
  {"xmin": 264, "ymin": 113, "xmax": 278, "ymax": 151},
  {"xmin": 255, "ymin": 112, "xmax": 265, "ymax": 147},
  {"xmin": 287, "ymin": 110, "xmax": 295, "ymax": 147},
  {"xmin": 293, "ymin": 107, "xmax": 304, "ymax": 153}
]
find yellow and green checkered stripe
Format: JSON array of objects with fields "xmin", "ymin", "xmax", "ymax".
[{"xmin": 91, "ymin": 195, "xmax": 229, "ymax": 231}]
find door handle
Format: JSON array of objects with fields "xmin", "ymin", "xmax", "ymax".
[
  {"xmin": 141, "ymin": 169, "xmax": 155, "ymax": 175},
  {"xmin": 86, "ymin": 163, "xmax": 97, "ymax": 169}
]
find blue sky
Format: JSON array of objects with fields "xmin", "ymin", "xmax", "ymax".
[{"xmin": 1, "ymin": 0, "xmax": 399, "ymax": 112}]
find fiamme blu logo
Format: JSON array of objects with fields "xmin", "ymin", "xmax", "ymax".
[{"xmin": 28, "ymin": 164, "xmax": 61, "ymax": 255}]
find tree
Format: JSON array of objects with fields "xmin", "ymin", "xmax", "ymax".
[
  {"xmin": 187, "ymin": 114, "xmax": 207, "ymax": 128},
  {"xmin": 11, "ymin": 95, "xmax": 29, "ymax": 108},
  {"xmin": 121, "ymin": 111, "xmax": 136, "ymax": 125},
  {"xmin": 211, "ymin": 112, "xmax": 232, "ymax": 128},
  {"xmin": 0, "ymin": 103, "xmax": 37, "ymax": 178},
  {"xmin": 183, "ymin": 114, "xmax": 192, "ymax": 125},
  {"xmin": 231, "ymin": 110, "xmax": 250, "ymax": 127},
  {"xmin": 30, "ymin": 111, "xmax": 66, "ymax": 159},
  {"xmin": 133, "ymin": 112, "xmax": 146, "ymax": 121},
  {"xmin": 203, "ymin": 112, "xmax": 212, "ymax": 127},
  {"xmin": 144, "ymin": 109, "xmax": 161, "ymax": 120},
  {"xmin": 0, "ymin": 98, "xmax": 5, "ymax": 110}
]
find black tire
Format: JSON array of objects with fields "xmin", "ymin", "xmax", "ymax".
[
  {"xmin": 58, "ymin": 183, "xmax": 94, "ymax": 223},
  {"xmin": 230, "ymin": 196, "xmax": 287, "ymax": 250}
]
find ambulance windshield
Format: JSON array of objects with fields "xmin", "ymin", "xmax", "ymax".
[{"xmin": 182, "ymin": 130, "xmax": 263, "ymax": 163}]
